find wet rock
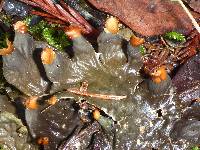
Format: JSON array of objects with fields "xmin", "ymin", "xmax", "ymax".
[
  {"xmin": 170, "ymin": 102, "xmax": 200, "ymax": 145},
  {"xmin": 131, "ymin": 82, "xmax": 184, "ymax": 149},
  {"xmin": 3, "ymin": 32, "xmax": 49, "ymax": 96},
  {"xmin": 25, "ymin": 99, "xmax": 82, "ymax": 149},
  {"xmin": 172, "ymin": 53, "xmax": 200, "ymax": 104},
  {"xmin": 171, "ymin": 54, "xmax": 200, "ymax": 145},
  {"xmin": 0, "ymin": 95, "xmax": 15, "ymax": 113},
  {"xmin": 58, "ymin": 121, "xmax": 100, "ymax": 150},
  {"xmin": 2, "ymin": 0, "xmax": 30, "ymax": 17},
  {"xmin": 171, "ymin": 119, "xmax": 200, "ymax": 143},
  {"xmin": 88, "ymin": 0, "xmax": 193, "ymax": 36},
  {"xmin": 88, "ymin": 131, "xmax": 113, "ymax": 150},
  {"xmin": 0, "ymin": 111, "xmax": 38, "ymax": 150}
]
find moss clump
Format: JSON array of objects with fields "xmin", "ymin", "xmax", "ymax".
[
  {"xmin": 0, "ymin": 12, "xmax": 12, "ymax": 27},
  {"xmin": 42, "ymin": 27, "xmax": 71, "ymax": 51},
  {"xmin": 192, "ymin": 146, "xmax": 200, "ymax": 150},
  {"xmin": 0, "ymin": 28, "xmax": 9, "ymax": 49},
  {"xmin": 25, "ymin": 16, "xmax": 71, "ymax": 51},
  {"xmin": 0, "ymin": 144, "xmax": 3, "ymax": 150},
  {"xmin": 139, "ymin": 45, "xmax": 146, "ymax": 55},
  {"xmin": 164, "ymin": 31, "xmax": 186, "ymax": 42}
]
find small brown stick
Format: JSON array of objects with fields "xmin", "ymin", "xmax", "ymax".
[
  {"xmin": 43, "ymin": 0, "xmax": 56, "ymax": 10},
  {"xmin": 19, "ymin": 0, "xmax": 61, "ymax": 17},
  {"xmin": 31, "ymin": 10, "xmax": 57, "ymax": 18},
  {"xmin": 17, "ymin": 0, "xmax": 40, "ymax": 7},
  {"xmin": 18, "ymin": 0, "xmax": 93, "ymax": 34},
  {"xmin": 18, "ymin": 0, "xmax": 51, "ymax": 15},
  {"xmin": 67, "ymin": 88, "xmax": 127, "ymax": 100},
  {"xmin": 44, "ymin": 0, "xmax": 63, "ymax": 16},
  {"xmin": 67, "ymin": 81, "xmax": 127, "ymax": 100},
  {"xmin": 60, "ymin": 0, "xmax": 93, "ymax": 33},
  {"xmin": 55, "ymin": 4, "xmax": 82, "ymax": 25},
  {"xmin": 32, "ymin": 0, "xmax": 47, "ymax": 8},
  {"xmin": 45, "ymin": 18, "xmax": 66, "ymax": 25},
  {"xmin": 36, "ymin": 0, "xmax": 62, "ymax": 17}
]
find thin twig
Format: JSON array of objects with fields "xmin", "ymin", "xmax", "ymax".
[
  {"xmin": 67, "ymin": 88, "xmax": 127, "ymax": 100},
  {"xmin": 17, "ymin": 0, "xmax": 40, "ymax": 7},
  {"xmin": 45, "ymin": 17, "xmax": 66, "ymax": 25},
  {"xmin": 31, "ymin": 10, "xmax": 56, "ymax": 18},
  {"xmin": 67, "ymin": 81, "xmax": 127, "ymax": 100},
  {"xmin": 60, "ymin": 0, "xmax": 93, "ymax": 33}
]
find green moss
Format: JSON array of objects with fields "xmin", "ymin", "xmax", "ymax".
[
  {"xmin": 0, "ymin": 144, "xmax": 3, "ymax": 150},
  {"xmin": 192, "ymin": 146, "xmax": 200, "ymax": 150},
  {"xmin": 25, "ymin": 16, "xmax": 71, "ymax": 51},
  {"xmin": 139, "ymin": 45, "xmax": 146, "ymax": 55},
  {"xmin": 0, "ymin": 34, "xmax": 7, "ymax": 49},
  {"xmin": 27, "ymin": 20, "xmax": 47, "ymax": 40},
  {"xmin": 0, "ymin": 29, "xmax": 8, "ymax": 49},
  {"xmin": 0, "ymin": 12, "xmax": 12, "ymax": 27},
  {"xmin": 164, "ymin": 31, "xmax": 186, "ymax": 42},
  {"xmin": 42, "ymin": 27, "xmax": 71, "ymax": 51}
]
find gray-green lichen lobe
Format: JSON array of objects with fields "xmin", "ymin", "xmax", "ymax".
[
  {"xmin": 1, "ymin": 25, "xmax": 199, "ymax": 149},
  {"xmin": 3, "ymin": 32, "xmax": 49, "ymax": 96}
]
